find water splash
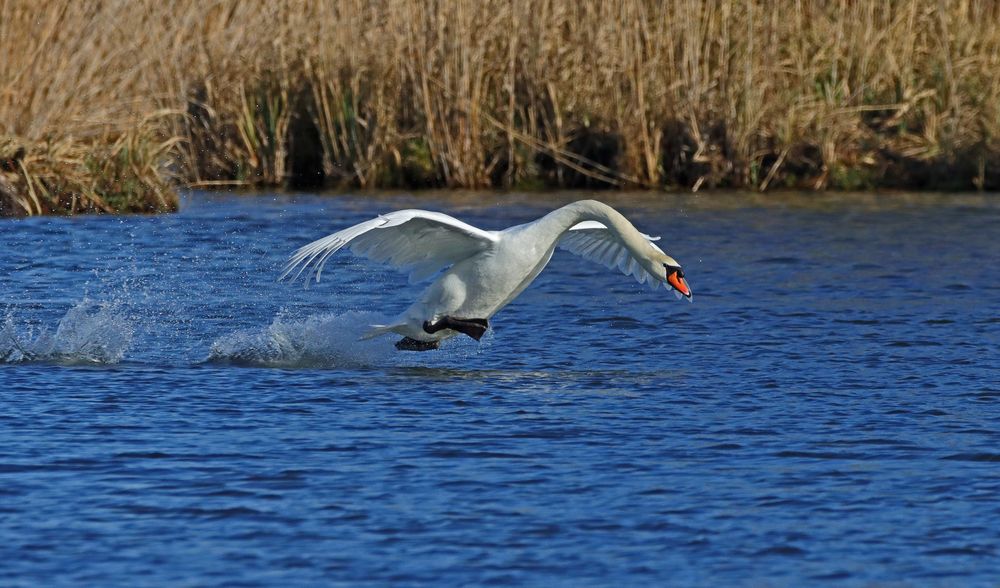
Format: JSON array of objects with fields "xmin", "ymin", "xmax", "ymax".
[
  {"xmin": 1, "ymin": 299, "xmax": 135, "ymax": 364},
  {"xmin": 206, "ymin": 311, "xmax": 400, "ymax": 367},
  {"xmin": 206, "ymin": 310, "xmax": 490, "ymax": 368}
]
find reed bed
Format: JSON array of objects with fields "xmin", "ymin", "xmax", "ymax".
[{"xmin": 2, "ymin": 0, "xmax": 999, "ymax": 214}]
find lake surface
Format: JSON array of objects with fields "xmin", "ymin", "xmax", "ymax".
[{"xmin": 1, "ymin": 191, "xmax": 998, "ymax": 586}]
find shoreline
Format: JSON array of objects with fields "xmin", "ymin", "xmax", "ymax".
[
  {"xmin": 3, "ymin": 128, "xmax": 996, "ymax": 217},
  {"xmin": 3, "ymin": 117, "xmax": 997, "ymax": 217}
]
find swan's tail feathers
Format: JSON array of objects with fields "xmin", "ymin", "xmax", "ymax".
[{"xmin": 359, "ymin": 324, "xmax": 400, "ymax": 341}]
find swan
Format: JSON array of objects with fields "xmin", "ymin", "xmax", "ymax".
[{"xmin": 281, "ymin": 199, "xmax": 692, "ymax": 350}]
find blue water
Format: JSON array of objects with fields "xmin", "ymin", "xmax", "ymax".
[{"xmin": 1, "ymin": 191, "xmax": 998, "ymax": 586}]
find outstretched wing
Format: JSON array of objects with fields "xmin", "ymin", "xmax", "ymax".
[
  {"xmin": 282, "ymin": 209, "xmax": 499, "ymax": 284},
  {"xmin": 558, "ymin": 221, "xmax": 664, "ymax": 289}
]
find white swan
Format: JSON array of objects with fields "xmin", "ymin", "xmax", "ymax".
[{"xmin": 282, "ymin": 200, "xmax": 691, "ymax": 350}]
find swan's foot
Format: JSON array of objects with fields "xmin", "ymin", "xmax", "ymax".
[
  {"xmin": 395, "ymin": 337, "xmax": 440, "ymax": 351},
  {"xmin": 423, "ymin": 317, "xmax": 489, "ymax": 341}
]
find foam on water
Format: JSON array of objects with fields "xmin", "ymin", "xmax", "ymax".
[{"xmin": 1, "ymin": 299, "xmax": 134, "ymax": 364}]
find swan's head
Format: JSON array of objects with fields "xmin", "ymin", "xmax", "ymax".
[{"xmin": 655, "ymin": 253, "xmax": 692, "ymax": 301}]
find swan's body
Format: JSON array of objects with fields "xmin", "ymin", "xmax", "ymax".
[{"xmin": 282, "ymin": 200, "xmax": 691, "ymax": 349}]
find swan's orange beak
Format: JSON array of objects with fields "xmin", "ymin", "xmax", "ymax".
[{"xmin": 667, "ymin": 269, "xmax": 691, "ymax": 299}]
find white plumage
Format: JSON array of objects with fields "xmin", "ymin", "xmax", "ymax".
[
  {"xmin": 283, "ymin": 210, "xmax": 497, "ymax": 284},
  {"xmin": 282, "ymin": 200, "xmax": 691, "ymax": 348},
  {"xmin": 558, "ymin": 221, "xmax": 666, "ymax": 289}
]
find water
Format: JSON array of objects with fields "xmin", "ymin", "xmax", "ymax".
[{"xmin": 1, "ymin": 191, "xmax": 998, "ymax": 586}]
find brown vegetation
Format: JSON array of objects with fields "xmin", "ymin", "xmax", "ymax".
[{"xmin": 2, "ymin": 1, "xmax": 999, "ymax": 214}]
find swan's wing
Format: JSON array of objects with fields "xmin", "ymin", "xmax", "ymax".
[
  {"xmin": 282, "ymin": 209, "xmax": 499, "ymax": 284},
  {"xmin": 558, "ymin": 221, "xmax": 664, "ymax": 289}
]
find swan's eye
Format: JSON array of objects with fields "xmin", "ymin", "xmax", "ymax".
[{"xmin": 664, "ymin": 264, "xmax": 683, "ymax": 278}]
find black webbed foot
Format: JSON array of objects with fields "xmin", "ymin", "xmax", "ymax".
[
  {"xmin": 395, "ymin": 337, "xmax": 440, "ymax": 351},
  {"xmin": 423, "ymin": 316, "xmax": 490, "ymax": 341}
]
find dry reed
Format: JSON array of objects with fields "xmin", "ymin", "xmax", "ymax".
[{"xmin": 2, "ymin": 0, "xmax": 999, "ymax": 214}]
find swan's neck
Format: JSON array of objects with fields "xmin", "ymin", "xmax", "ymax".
[{"xmin": 530, "ymin": 200, "xmax": 655, "ymax": 261}]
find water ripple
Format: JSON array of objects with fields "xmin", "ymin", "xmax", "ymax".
[{"xmin": 0, "ymin": 193, "xmax": 997, "ymax": 586}]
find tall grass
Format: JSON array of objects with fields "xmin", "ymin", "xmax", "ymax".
[{"xmin": 2, "ymin": 0, "xmax": 999, "ymax": 214}]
